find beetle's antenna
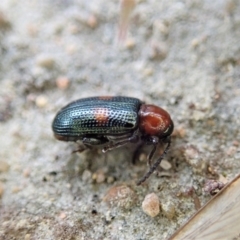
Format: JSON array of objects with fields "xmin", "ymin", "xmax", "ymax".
[{"xmin": 136, "ymin": 138, "xmax": 171, "ymax": 185}]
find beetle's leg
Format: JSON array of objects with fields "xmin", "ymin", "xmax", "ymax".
[
  {"xmin": 132, "ymin": 141, "xmax": 144, "ymax": 164},
  {"xmin": 107, "ymin": 133, "xmax": 133, "ymax": 142},
  {"xmin": 141, "ymin": 136, "xmax": 159, "ymax": 166},
  {"xmin": 102, "ymin": 134, "xmax": 139, "ymax": 153},
  {"xmin": 72, "ymin": 137, "xmax": 109, "ymax": 153},
  {"xmin": 147, "ymin": 144, "xmax": 157, "ymax": 166},
  {"xmin": 132, "ymin": 136, "xmax": 158, "ymax": 165},
  {"xmin": 72, "ymin": 144, "xmax": 90, "ymax": 153},
  {"xmin": 137, "ymin": 137, "xmax": 171, "ymax": 185},
  {"xmin": 82, "ymin": 136, "xmax": 109, "ymax": 146}
]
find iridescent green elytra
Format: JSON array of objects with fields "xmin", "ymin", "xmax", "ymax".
[{"xmin": 52, "ymin": 96, "xmax": 142, "ymax": 140}]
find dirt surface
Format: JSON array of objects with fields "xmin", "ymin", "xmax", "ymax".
[{"xmin": 0, "ymin": 0, "xmax": 240, "ymax": 239}]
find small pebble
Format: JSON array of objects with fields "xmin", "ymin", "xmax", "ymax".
[
  {"xmin": 203, "ymin": 179, "xmax": 225, "ymax": 195},
  {"xmin": 0, "ymin": 160, "xmax": 10, "ymax": 172},
  {"xmin": 139, "ymin": 153, "xmax": 147, "ymax": 162},
  {"xmin": 184, "ymin": 145, "xmax": 199, "ymax": 159},
  {"xmin": 124, "ymin": 38, "xmax": 136, "ymax": 49},
  {"xmin": 92, "ymin": 169, "xmax": 106, "ymax": 183},
  {"xmin": 105, "ymin": 211, "xmax": 114, "ymax": 223},
  {"xmin": 219, "ymin": 174, "xmax": 228, "ymax": 184},
  {"xmin": 58, "ymin": 212, "xmax": 67, "ymax": 219},
  {"xmin": 233, "ymin": 141, "xmax": 239, "ymax": 147},
  {"xmin": 153, "ymin": 20, "xmax": 169, "ymax": 35},
  {"xmin": 12, "ymin": 186, "xmax": 21, "ymax": 193},
  {"xmin": 103, "ymin": 185, "xmax": 136, "ymax": 209},
  {"xmin": 68, "ymin": 24, "xmax": 79, "ymax": 34},
  {"xmin": 23, "ymin": 168, "xmax": 30, "ymax": 178},
  {"xmin": 36, "ymin": 55, "xmax": 55, "ymax": 69},
  {"xmin": 149, "ymin": 41, "xmax": 168, "ymax": 61},
  {"xmin": 160, "ymin": 159, "xmax": 172, "ymax": 170},
  {"xmin": 142, "ymin": 67, "xmax": 154, "ymax": 77},
  {"xmin": 16, "ymin": 219, "xmax": 28, "ymax": 230},
  {"xmin": 226, "ymin": 146, "xmax": 237, "ymax": 156},
  {"xmin": 65, "ymin": 183, "xmax": 71, "ymax": 189},
  {"xmin": 35, "ymin": 95, "xmax": 48, "ymax": 108},
  {"xmin": 66, "ymin": 44, "xmax": 78, "ymax": 55},
  {"xmin": 184, "ymin": 145, "xmax": 206, "ymax": 174},
  {"xmin": 25, "ymin": 234, "xmax": 31, "ymax": 240},
  {"xmin": 161, "ymin": 201, "xmax": 175, "ymax": 219},
  {"xmin": 191, "ymin": 38, "xmax": 200, "ymax": 48},
  {"xmin": 107, "ymin": 176, "xmax": 115, "ymax": 184},
  {"xmin": 82, "ymin": 170, "xmax": 92, "ymax": 182},
  {"xmin": 56, "ymin": 76, "xmax": 70, "ymax": 90},
  {"xmin": 192, "ymin": 110, "xmax": 205, "ymax": 121},
  {"xmin": 225, "ymin": 0, "xmax": 236, "ymax": 15},
  {"xmin": 87, "ymin": 15, "xmax": 98, "ymax": 28},
  {"xmin": 0, "ymin": 12, "xmax": 11, "ymax": 29},
  {"xmin": 191, "ymin": 35, "xmax": 207, "ymax": 49},
  {"xmin": 175, "ymin": 126, "xmax": 186, "ymax": 138},
  {"xmin": 142, "ymin": 193, "xmax": 160, "ymax": 217},
  {"xmin": 207, "ymin": 165, "xmax": 217, "ymax": 176}
]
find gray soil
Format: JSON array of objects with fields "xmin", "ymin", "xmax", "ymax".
[{"xmin": 0, "ymin": 0, "xmax": 240, "ymax": 239}]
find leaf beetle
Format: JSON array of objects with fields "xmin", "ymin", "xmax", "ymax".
[{"xmin": 52, "ymin": 96, "xmax": 174, "ymax": 185}]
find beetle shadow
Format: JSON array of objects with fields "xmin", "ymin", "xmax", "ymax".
[
  {"xmin": 64, "ymin": 139, "xmax": 176, "ymax": 186},
  {"xmin": 64, "ymin": 142, "xmax": 141, "ymax": 183}
]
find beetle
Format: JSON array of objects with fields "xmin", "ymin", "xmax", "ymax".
[{"xmin": 52, "ymin": 96, "xmax": 174, "ymax": 185}]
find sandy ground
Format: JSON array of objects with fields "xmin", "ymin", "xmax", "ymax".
[{"xmin": 0, "ymin": 0, "xmax": 240, "ymax": 239}]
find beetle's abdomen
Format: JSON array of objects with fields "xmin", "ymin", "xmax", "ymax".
[{"xmin": 52, "ymin": 96, "xmax": 142, "ymax": 140}]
